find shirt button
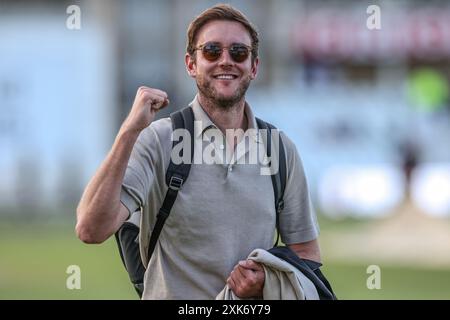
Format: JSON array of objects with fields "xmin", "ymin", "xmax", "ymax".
[{"xmin": 220, "ymin": 144, "xmax": 225, "ymax": 150}]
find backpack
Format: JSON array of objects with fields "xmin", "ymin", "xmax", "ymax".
[
  {"xmin": 268, "ymin": 246, "xmax": 337, "ymax": 299},
  {"xmin": 115, "ymin": 105, "xmax": 333, "ymax": 299}
]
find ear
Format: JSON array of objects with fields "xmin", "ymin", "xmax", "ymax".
[
  {"xmin": 250, "ymin": 57, "xmax": 259, "ymax": 80},
  {"xmin": 185, "ymin": 53, "xmax": 196, "ymax": 78}
]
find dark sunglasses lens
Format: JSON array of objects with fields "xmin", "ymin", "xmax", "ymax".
[
  {"xmin": 202, "ymin": 44, "xmax": 221, "ymax": 61},
  {"xmin": 230, "ymin": 45, "xmax": 250, "ymax": 63}
]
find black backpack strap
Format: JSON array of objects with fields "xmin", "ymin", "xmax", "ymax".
[
  {"xmin": 146, "ymin": 106, "xmax": 195, "ymax": 263},
  {"xmin": 268, "ymin": 246, "xmax": 337, "ymax": 300},
  {"xmin": 255, "ymin": 118, "xmax": 287, "ymax": 247}
]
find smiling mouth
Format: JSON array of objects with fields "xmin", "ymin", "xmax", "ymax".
[{"xmin": 213, "ymin": 74, "xmax": 238, "ymax": 80}]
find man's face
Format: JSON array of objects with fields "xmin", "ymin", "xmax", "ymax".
[{"xmin": 185, "ymin": 20, "xmax": 259, "ymax": 108}]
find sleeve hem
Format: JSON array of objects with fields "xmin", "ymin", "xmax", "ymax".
[
  {"xmin": 282, "ymin": 228, "xmax": 319, "ymax": 245},
  {"xmin": 120, "ymin": 188, "xmax": 140, "ymax": 219}
]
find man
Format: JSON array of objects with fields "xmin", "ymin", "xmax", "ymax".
[{"xmin": 76, "ymin": 4, "xmax": 320, "ymax": 299}]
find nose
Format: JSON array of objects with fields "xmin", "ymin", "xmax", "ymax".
[{"xmin": 218, "ymin": 48, "xmax": 233, "ymax": 67}]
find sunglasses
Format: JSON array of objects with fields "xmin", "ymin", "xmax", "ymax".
[{"xmin": 195, "ymin": 42, "xmax": 252, "ymax": 63}]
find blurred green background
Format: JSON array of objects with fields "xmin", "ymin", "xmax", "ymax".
[{"xmin": 1, "ymin": 207, "xmax": 450, "ymax": 299}]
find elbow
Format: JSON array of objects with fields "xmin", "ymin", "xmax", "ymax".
[
  {"xmin": 75, "ymin": 222, "xmax": 105, "ymax": 244},
  {"xmin": 75, "ymin": 208, "xmax": 108, "ymax": 244}
]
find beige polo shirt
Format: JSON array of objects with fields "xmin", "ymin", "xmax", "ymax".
[{"xmin": 120, "ymin": 96, "xmax": 319, "ymax": 300}]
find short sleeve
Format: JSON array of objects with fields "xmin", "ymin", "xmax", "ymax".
[{"xmin": 279, "ymin": 132, "xmax": 320, "ymax": 245}]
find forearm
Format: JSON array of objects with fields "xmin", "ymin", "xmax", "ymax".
[
  {"xmin": 289, "ymin": 239, "xmax": 321, "ymax": 263},
  {"xmin": 76, "ymin": 128, "xmax": 139, "ymax": 243}
]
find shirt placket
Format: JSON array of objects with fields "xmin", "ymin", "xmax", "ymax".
[{"xmin": 203, "ymin": 127, "xmax": 226, "ymax": 166}]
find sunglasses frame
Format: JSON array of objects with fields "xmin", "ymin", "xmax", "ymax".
[{"xmin": 194, "ymin": 42, "xmax": 253, "ymax": 63}]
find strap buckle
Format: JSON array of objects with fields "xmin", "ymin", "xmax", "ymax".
[{"xmin": 169, "ymin": 176, "xmax": 183, "ymax": 191}]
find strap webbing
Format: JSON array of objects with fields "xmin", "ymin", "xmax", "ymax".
[
  {"xmin": 146, "ymin": 107, "xmax": 195, "ymax": 263},
  {"xmin": 255, "ymin": 118, "xmax": 286, "ymax": 247}
]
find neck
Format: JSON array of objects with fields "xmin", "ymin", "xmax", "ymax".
[{"xmin": 197, "ymin": 94, "xmax": 248, "ymax": 134}]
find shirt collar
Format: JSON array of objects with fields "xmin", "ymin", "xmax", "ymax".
[
  {"xmin": 190, "ymin": 95, "xmax": 216, "ymax": 138},
  {"xmin": 190, "ymin": 95, "xmax": 261, "ymax": 143}
]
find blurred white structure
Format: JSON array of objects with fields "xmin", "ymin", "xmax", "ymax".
[
  {"xmin": 0, "ymin": 6, "xmax": 116, "ymax": 209},
  {"xmin": 411, "ymin": 164, "xmax": 450, "ymax": 217},
  {"xmin": 317, "ymin": 165, "xmax": 405, "ymax": 218}
]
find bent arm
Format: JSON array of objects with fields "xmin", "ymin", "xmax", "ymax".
[
  {"xmin": 75, "ymin": 86, "xmax": 169, "ymax": 244},
  {"xmin": 76, "ymin": 129, "xmax": 139, "ymax": 244}
]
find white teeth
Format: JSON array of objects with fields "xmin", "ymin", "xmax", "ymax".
[{"xmin": 215, "ymin": 75, "xmax": 235, "ymax": 80}]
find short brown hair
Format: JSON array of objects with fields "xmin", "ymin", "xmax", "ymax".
[{"xmin": 186, "ymin": 4, "xmax": 259, "ymax": 63}]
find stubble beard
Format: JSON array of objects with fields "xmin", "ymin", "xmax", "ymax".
[{"xmin": 196, "ymin": 74, "xmax": 252, "ymax": 110}]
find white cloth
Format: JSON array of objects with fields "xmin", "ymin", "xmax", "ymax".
[{"xmin": 216, "ymin": 249, "xmax": 320, "ymax": 300}]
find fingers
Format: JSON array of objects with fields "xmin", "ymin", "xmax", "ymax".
[
  {"xmin": 138, "ymin": 86, "xmax": 168, "ymax": 99},
  {"xmin": 227, "ymin": 275, "xmax": 237, "ymax": 292},
  {"xmin": 227, "ymin": 268, "xmax": 244, "ymax": 296},
  {"xmin": 138, "ymin": 87, "xmax": 168, "ymax": 103},
  {"xmin": 137, "ymin": 86, "xmax": 169, "ymax": 110},
  {"xmin": 161, "ymin": 98, "xmax": 170, "ymax": 108},
  {"xmin": 123, "ymin": 86, "xmax": 170, "ymax": 133},
  {"xmin": 238, "ymin": 259, "xmax": 263, "ymax": 272},
  {"xmin": 228, "ymin": 264, "xmax": 245, "ymax": 287},
  {"xmin": 234, "ymin": 265, "xmax": 248, "ymax": 287},
  {"xmin": 227, "ymin": 261, "xmax": 265, "ymax": 298},
  {"xmin": 151, "ymin": 97, "xmax": 169, "ymax": 110}
]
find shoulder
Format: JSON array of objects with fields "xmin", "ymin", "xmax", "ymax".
[
  {"xmin": 256, "ymin": 118, "xmax": 296, "ymax": 153},
  {"xmin": 133, "ymin": 117, "xmax": 173, "ymax": 165},
  {"xmin": 139, "ymin": 117, "xmax": 173, "ymax": 146},
  {"xmin": 148, "ymin": 116, "xmax": 172, "ymax": 136},
  {"xmin": 278, "ymin": 131, "xmax": 304, "ymax": 173},
  {"xmin": 279, "ymin": 131, "xmax": 297, "ymax": 158},
  {"xmin": 255, "ymin": 118, "xmax": 301, "ymax": 165}
]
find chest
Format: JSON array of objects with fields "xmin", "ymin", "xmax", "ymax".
[{"xmin": 164, "ymin": 163, "xmax": 276, "ymax": 237}]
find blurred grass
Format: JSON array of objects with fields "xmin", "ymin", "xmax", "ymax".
[
  {"xmin": 1, "ymin": 217, "xmax": 450, "ymax": 299},
  {"xmin": 322, "ymin": 263, "xmax": 450, "ymax": 299},
  {"xmin": 0, "ymin": 220, "xmax": 136, "ymax": 299}
]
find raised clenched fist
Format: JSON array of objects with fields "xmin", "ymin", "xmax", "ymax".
[{"xmin": 121, "ymin": 86, "xmax": 169, "ymax": 134}]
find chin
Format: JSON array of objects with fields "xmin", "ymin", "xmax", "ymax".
[
  {"xmin": 215, "ymin": 85, "xmax": 240, "ymax": 96},
  {"xmin": 197, "ymin": 78, "xmax": 247, "ymax": 107},
  {"xmin": 215, "ymin": 92, "xmax": 239, "ymax": 101},
  {"xmin": 216, "ymin": 91, "xmax": 236, "ymax": 99}
]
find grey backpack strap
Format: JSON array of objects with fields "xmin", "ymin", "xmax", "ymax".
[
  {"xmin": 146, "ymin": 106, "xmax": 195, "ymax": 264},
  {"xmin": 255, "ymin": 118, "xmax": 287, "ymax": 247}
]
